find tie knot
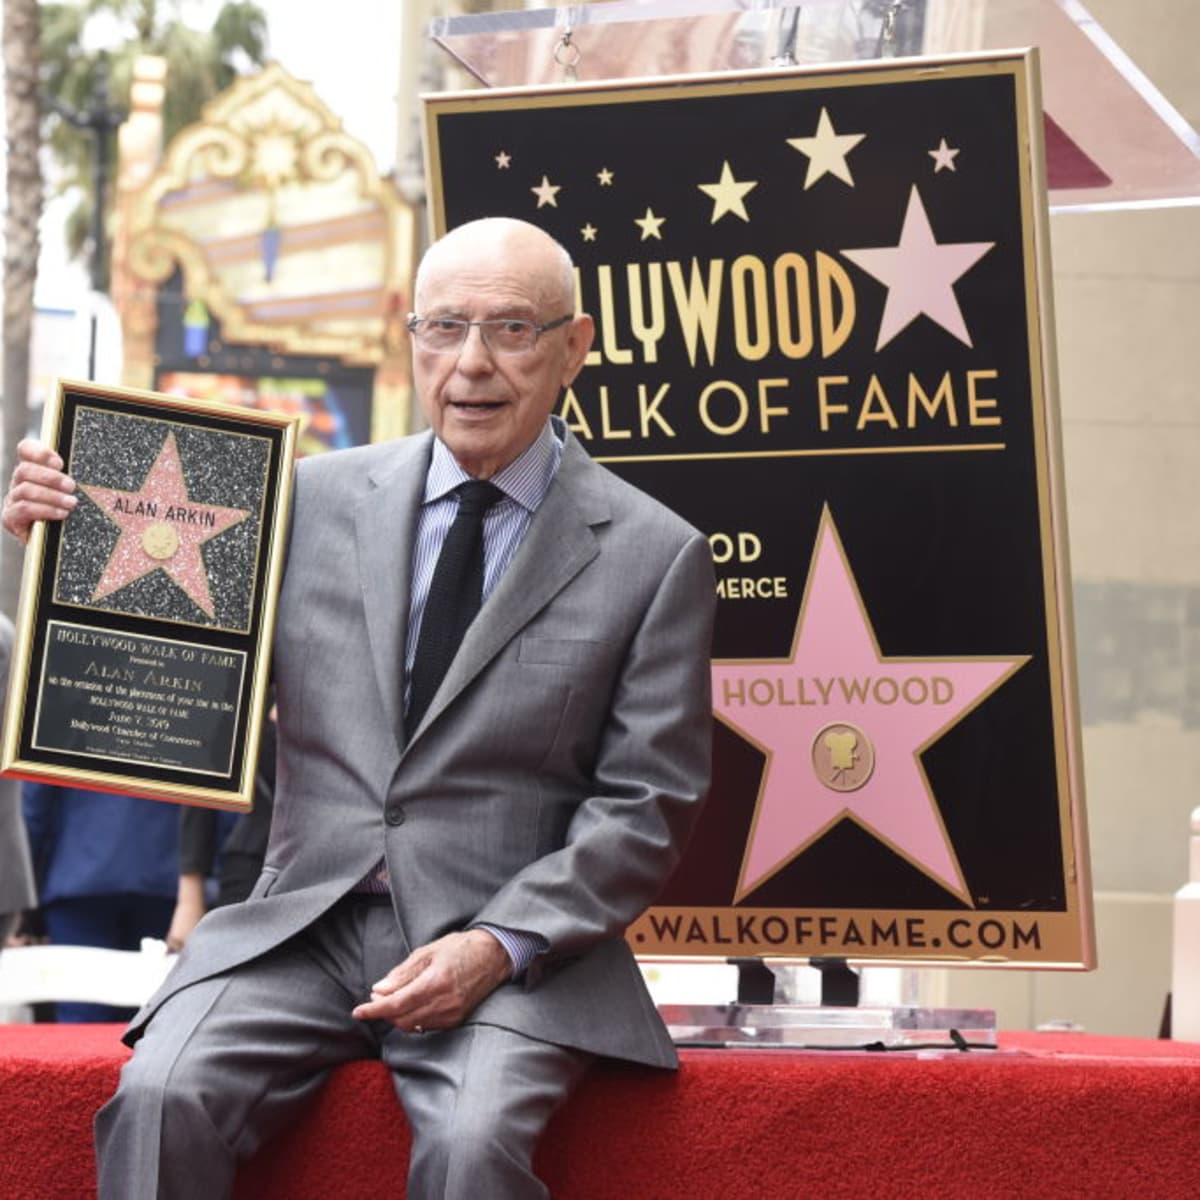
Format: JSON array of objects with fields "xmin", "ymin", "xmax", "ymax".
[{"xmin": 455, "ymin": 479, "xmax": 504, "ymax": 516}]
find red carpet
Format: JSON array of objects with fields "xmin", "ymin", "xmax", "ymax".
[{"xmin": 2, "ymin": 1024, "xmax": 1198, "ymax": 1198}]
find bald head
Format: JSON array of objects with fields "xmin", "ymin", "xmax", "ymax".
[
  {"xmin": 409, "ymin": 216, "xmax": 595, "ymax": 480},
  {"xmin": 415, "ymin": 218, "xmax": 576, "ymax": 315}
]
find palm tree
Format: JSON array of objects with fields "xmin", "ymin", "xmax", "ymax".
[
  {"xmin": 41, "ymin": 0, "xmax": 269, "ymax": 280},
  {"xmin": 1, "ymin": 0, "xmax": 43, "ymax": 619}
]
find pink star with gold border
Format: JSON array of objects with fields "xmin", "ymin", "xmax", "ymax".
[{"xmin": 713, "ymin": 509, "xmax": 1028, "ymax": 903}]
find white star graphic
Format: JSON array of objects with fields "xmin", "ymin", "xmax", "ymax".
[
  {"xmin": 530, "ymin": 175, "xmax": 561, "ymax": 208},
  {"xmin": 597, "ymin": 167, "xmax": 614, "ymax": 186},
  {"xmin": 634, "ymin": 207, "xmax": 665, "ymax": 241},
  {"xmin": 787, "ymin": 107, "xmax": 866, "ymax": 189},
  {"xmin": 495, "ymin": 150, "xmax": 512, "ymax": 169},
  {"xmin": 697, "ymin": 160, "xmax": 758, "ymax": 223},
  {"xmin": 841, "ymin": 185, "xmax": 994, "ymax": 349},
  {"xmin": 929, "ymin": 138, "xmax": 960, "ymax": 173},
  {"xmin": 581, "ymin": 223, "xmax": 598, "ymax": 242}
]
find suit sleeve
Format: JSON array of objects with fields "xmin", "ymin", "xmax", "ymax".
[{"xmin": 471, "ymin": 529, "xmax": 716, "ymax": 965}]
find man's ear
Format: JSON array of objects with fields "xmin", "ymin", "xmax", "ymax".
[{"xmin": 561, "ymin": 313, "xmax": 595, "ymax": 386}]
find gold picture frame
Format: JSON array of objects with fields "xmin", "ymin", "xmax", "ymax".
[{"xmin": 1, "ymin": 378, "xmax": 299, "ymax": 811}]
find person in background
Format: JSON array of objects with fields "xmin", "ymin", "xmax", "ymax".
[
  {"xmin": 166, "ymin": 716, "xmax": 277, "ymax": 951},
  {"xmin": 0, "ymin": 613, "xmax": 36, "ymax": 949},
  {"xmin": 22, "ymin": 780, "xmax": 180, "ymax": 1021}
]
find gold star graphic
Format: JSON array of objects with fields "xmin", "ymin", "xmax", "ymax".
[
  {"xmin": 581, "ymin": 223, "xmax": 598, "ymax": 242},
  {"xmin": 929, "ymin": 138, "xmax": 960, "ymax": 173},
  {"xmin": 698, "ymin": 160, "xmax": 758, "ymax": 223},
  {"xmin": 787, "ymin": 107, "xmax": 866, "ymax": 189},
  {"xmin": 634, "ymin": 207, "xmax": 665, "ymax": 241},
  {"xmin": 597, "ymin": 167, "xmax": 614, "ymax": 186},
  {"xmin": 495, "ymin": 150, "xmax": 512, "ymax": 169},
  {"xmin": 531, "ymin": 175, "xmax": 561, "ymax": 208}
]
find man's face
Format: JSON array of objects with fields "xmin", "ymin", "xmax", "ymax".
[{"xmin": 412, "ymin": 246, "xmax": 593, "ymax": 479}]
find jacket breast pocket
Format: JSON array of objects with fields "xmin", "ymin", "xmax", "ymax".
[{"xmin": 517, "ymin": 636, "xmax": 611, "ymax": 669}]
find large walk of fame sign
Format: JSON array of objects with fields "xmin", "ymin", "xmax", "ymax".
[
  {"xmin": 1, "ymin": 379, "xmax": 298, "ymax": 811},
  {"xmin": 424, "ymin": 50, "xmax": 1093, "ymax": 966}
]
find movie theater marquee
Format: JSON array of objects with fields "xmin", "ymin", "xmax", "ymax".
[{"xmin": 424, "ymin": 50, "xmax": 1094, "ymax": 967}]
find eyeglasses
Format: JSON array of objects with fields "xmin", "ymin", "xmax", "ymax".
[{"xmin": 406, "ymin": 314, "xmax": 573, "ymax": 356}]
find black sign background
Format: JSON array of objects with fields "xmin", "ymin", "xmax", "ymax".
[{"xmin": 425, "ymin": 55, "xmax": 1091, "ymax": 965}]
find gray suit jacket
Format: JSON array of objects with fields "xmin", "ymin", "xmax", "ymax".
[
  {"xmin": 128, "ymin": 428, "xmax": 715, "ymax": 1068},
  {"xmin": 0, "ymin": 614, "xmax": 36, "ymax": 918}
]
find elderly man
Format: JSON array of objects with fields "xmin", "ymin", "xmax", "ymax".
[{"xmin": 2, "ymin": 217, "xmax": 715, "ymax": 1199}]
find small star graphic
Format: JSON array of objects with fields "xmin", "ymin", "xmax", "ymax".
[
  {"xmin": 597, "ymin": 167, "xmax": 614, "ymax": 186},
  {"xmin": 841, "ymin": 184, "xmax": 994, "ymax": 349},
  {"xmin": 787, "ymin": 107, "xmax": 866, "ymax": 189},
  {"xmin": 712, "ymin": 509, "xmax": 1026, "ymax": 903},
  {"xmin": 929, "ymin": 138, "xmax": 960, "ymax": 173},
  {"xmin": 697, "ymin": 160, "xmax": 758, "ymax": 223},
  {"xmin": 531, "ymin": 175, "xmax": 561, "ymax": 208},
  {"xmin": 634, "ymin": 207, "xmax": 665, "ymax": 240},
  {"xmin": 495, "ymin": 150, "xmax": 512, "ymax": 169},
  {"xmin": 77, "ymin": 432, "xmax": 251, "ymax": 619},
  {"xmin": 581, "ymin": 223, "xmax": 598, "ymax": 242}
]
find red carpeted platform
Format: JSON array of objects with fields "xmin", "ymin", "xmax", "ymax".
[{"xmin": 2, "ymin": 1023, "xmax": 1198, "ymax": 1198}]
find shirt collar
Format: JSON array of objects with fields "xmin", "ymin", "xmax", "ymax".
[{"xmin": 425, "ymin": 419, "xmax": 563, "ymax": 512}]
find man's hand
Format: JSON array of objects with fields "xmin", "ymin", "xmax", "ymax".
[
  {"xmin": 165, "ymin": 873, "xmax": 207, "ymax": 953},
  {"xmin": 2, "ymin": 439, "xmax": 77, "ymax": 544},
  {"xmin": 351, "ymin": 928, "xmax": 511, "ymax": 1032}
]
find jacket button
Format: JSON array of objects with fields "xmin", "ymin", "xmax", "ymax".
[{"xmin": 385, "ymin": 803, "xmax": 406, "ymax": 827}]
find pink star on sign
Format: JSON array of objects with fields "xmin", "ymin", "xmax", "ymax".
[
  {"xmin": 78, "ymin": 432, "xmax": 250, "ymax": 618},
  {"xmin": 712, "ymin": 509, "xmax": 1027, "ymax": 903},
  {"xmin": 842, "ymin": 184, "xmax": 993, "ymax": 350}
]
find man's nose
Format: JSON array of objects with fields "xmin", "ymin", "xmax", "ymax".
[{"xmin": 455, "ymin": 324, "xmax": 496, "ymax": 372}]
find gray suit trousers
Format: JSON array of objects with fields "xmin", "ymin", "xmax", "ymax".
[{"xmin": 95, "ymin": 897, "xmax": 590, "ymax": 1200}]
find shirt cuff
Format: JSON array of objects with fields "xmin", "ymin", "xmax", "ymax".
[{"xmin": 473, "ymin": 923, "xmax": 548, "ymax": 980}]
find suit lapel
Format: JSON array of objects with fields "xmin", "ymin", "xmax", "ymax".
[
  {"xmin": 406, "ymin": 436, "xmax": 610, "ymax": 745},
  {"xmin": 353, "ymin": 432, "xmax": 432, "ymax": 748}
]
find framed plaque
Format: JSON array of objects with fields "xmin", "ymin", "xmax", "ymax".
[{"xmin": 1, "ymin": 378, "xmax": 299, "ymax": 810}]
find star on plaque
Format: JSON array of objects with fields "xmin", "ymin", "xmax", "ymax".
[
  {"xmin": 77, "ymin": 432, "xmax": 251, "ymax": 619},
  {"xmin": 597, "ymin": 167, "xmax": 614, "ymax": 186},
  {"xmin": 786, "ymin": 107, "xmax": 866, "ymax": 189},
  {"xmin": 530, "ymin": 175, "xmax": 561, "ymax": 208},
  {"xmin": 929, "ymin": 138, "xmax": 960, "ymax": 172},
  {"xmin": 841, "ymin": 185, "xmax": 994, "ymax": 349},
  {"xmin": 712, "ymin": 510, "xmax": 1027, "ymax": 903},
  {"xmin": 634, "ymin": 207, "xmax": 665, "ymax": 240},
  {"xmin": 698, "ymin": 161, "xmax": 758, "ymax": 223},
  {"xmin": 581, "ymin": 223, "xmax": 598, "ymax": 242},
  {"xmin": 495, "ymin": 150, "xmax": 512, "ymax": 169}
]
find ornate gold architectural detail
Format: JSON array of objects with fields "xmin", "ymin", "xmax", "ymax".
[{"xmin": 117, "ymin": 62, "xmax": 415, "ymax": 434}]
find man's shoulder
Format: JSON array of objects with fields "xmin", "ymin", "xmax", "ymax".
[{"xmin": 565, "ymin": 438, "xmax": 705, "ymax": 546}]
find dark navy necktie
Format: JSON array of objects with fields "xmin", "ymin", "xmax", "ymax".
[{"xmin": 406, "ymin": 479, "xmax": 504, "ymax": 732}]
